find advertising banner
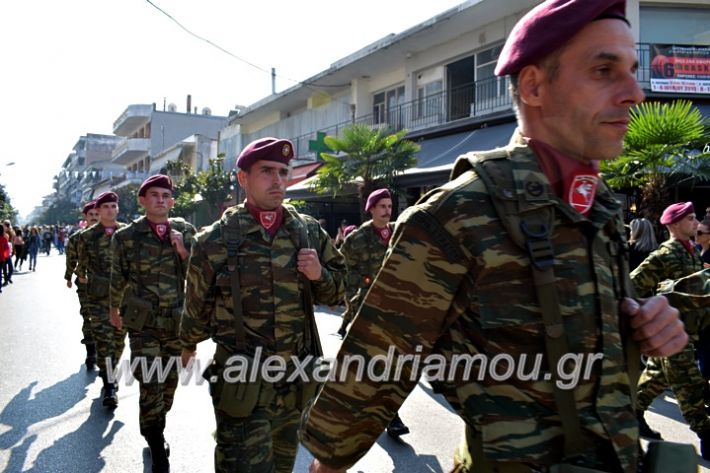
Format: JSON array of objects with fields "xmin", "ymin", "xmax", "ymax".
[{"xmin": 650, "ymin": 44, "xmax": 710, "ymax": 94}]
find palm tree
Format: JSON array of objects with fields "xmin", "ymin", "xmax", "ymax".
[
  {"xmin": 601, "ymin": 100, "xmax": 710, "ymax": 221},
  {"xmin": 310, "ymin": 124, "xmax": 420, "ymax": 219}
]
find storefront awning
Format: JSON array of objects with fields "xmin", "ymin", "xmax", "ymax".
[{"xmin": 397, "ymin": 121, "xmax": 517, "ymax": 187}]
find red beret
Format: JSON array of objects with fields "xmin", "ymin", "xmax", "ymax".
[
  {"xmin": 81, "ymin": 201, "xmax": 96, "ymax": 215},
  {"xmin": 94, "ymin": 191, "xmax": 119, "ymax": 207},
  {"xmin": 365, "ymin": 188, "xmax": 392, "ymax": 212},
  {"xmin": 237, "ymin": 137, "xmax": 294, "ymax": 171},
  {"xmin": 495, "ymin": 0, "xmax": 628, "ymax": 76},
  {"xmin": 342, "ymin": 224, "xmax": 358, "ymax": 239},
  {"xmin": 660, "ymin": 202, "xmax": 695, "ymax": 225},
  {"xmin": 139, "ymin": 174, "xmax": 173, "ymax": 196}
]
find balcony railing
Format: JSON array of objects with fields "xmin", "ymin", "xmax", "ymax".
[
  {"xmin": 288, "ymin": 77, "xmax": 512, "ymax": 160},
  {"xmin": 287, "ymin": 43, "xmax": 669, "ymax": 160}
]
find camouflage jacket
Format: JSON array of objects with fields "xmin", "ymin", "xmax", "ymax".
[
  {"xmin": 109, "ymin": 216, "xmax": 196, "ymax": 310},
  {"xmin": 300, "ymin": 143, "xmax": 638, "ymax": 471},
  {"xmin": 64, "ymin": 230, "xmax": 82, "ymax": 281},
  {"xmin": 76, "ymin": 222, "xmax": 126, "ymax": 281},
  {"xmin": 339, "ymin": 220, "xmax": 392, "ymax": 300},
  {"xmin": 630, "ymin": 238, "xmax": 703, "ymax": 297},
  {"xmin": 180, "ymin": 204, "xmax": 346, "ymax": 358}
]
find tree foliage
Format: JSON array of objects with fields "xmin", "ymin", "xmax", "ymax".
[
  {"xmin": 0, "ymin": 183, "xmax": 17, "ymax": 222},
  {"xmin": 600, "ymin": 100, "xmax": 710, "ymax": 220},
  {"xmin": 310, "ymin": 124, "xmax": 419, "ymax": 218},
  {"xmin": 114, "ymin": 183, "xmax": 142, "ymax": 222},
  {"xmin": 39, "ymin": 196, "xmax": 79, "ymax": 225}
]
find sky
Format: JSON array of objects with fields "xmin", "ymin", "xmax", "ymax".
[{"xmin": 0, "ymin": 0, "xmax": 469, "ymax": 220}]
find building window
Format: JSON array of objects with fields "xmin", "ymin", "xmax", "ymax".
[
  {"xmin": 373, "ymin": 86, "xmax": 405, "ymax": 125},
  {"xmin": 475, "ymin": 44, "xmax": 508, "ymax": 113},
  {"xmin": 416, "ymin": 81, "xmax": 443, "ymax": 118}
]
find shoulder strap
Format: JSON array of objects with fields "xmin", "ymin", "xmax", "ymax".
[
  {"xmin": 283, "ymin": 206, "xmax": 323, "ymax": 358},
  {"xmin": 464, "ymin": 150, "xmax": 586, "ymax": 457},
  {"xmin": 221, "ymin": 215, "xmax": 247, "ymax": 353}
]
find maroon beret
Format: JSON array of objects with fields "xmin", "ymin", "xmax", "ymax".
[
  {"xmin": 94, "ymin": 191, "xmax": 119, "ymax": 207},
  {"xmin": 139, "ymin": 174, "xmax": 173, "ymax": 196},
  {"xmin": 237, "ymin": 137, "xmax": 294, "ymax": 171},
  {"xmin": 660, "ymin": 202, "xmax": 695, "ymax": 225},
  {"xmin": 342, "ymin": 224, "xmax": 358, "ymax": 239},
  {"xmin": 495, "ymin": 0, "xmax": 628, "ymax": 76},
  {"xmin": 365, "ymin": 188, "xmax": 392, "ymax": 212},
  {"xmin": 81, "ymin": 201, "xmax": 96, "ymax": 215}
]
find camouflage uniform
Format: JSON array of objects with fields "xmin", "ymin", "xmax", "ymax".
[
  {"xmin": 180, "ymin": 204, "xmax": 345, "ymax": 473},
  {"xmin": 300, "ymin": 143, "xmax": 640, "ymax": 472},
  {"xmin": 65, "ymin": 230, "xmax": 95, "ymax": 356},
  {"xmin": 631, "ymin": 239, "xmax": 710, "ymax": 435},
  {"xmin": 110, "ymin": 216, "xmax": 195, "ymax": 438},
  {"xmin": 77, "ymin": 222, "xmax": 127, "ymax": 385},
  {"xmin": 339, "ymin": 220, "xmax": 392, "ymax": 327}
]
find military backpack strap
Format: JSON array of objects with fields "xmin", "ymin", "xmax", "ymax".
[
  {"xmin": 467, "ymin": 150, "xmax": 586, "ymax": 458},
  {"xmin": 604, "ymin": 217, "xmax": 642, "ymax": 410},
  {"xmin": 284, "ymin": 206, "xmax": 323, "ymax": 358},
  {"xmin": 221, "ymin": 216, "xmax": 247, "ymax": 353}
]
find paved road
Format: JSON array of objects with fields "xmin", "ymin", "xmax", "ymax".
[{"xmin": 0, "ymin": 252, "xmax": 708, "ymax": 472}]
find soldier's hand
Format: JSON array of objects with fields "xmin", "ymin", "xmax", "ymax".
[
  {"xmin": 297, "ymin": 248, "xmax": 322, "ymax": 280},
  {"xmin": 78, "ymin": 277, "xmax": 87, "ymax": 284},
  {"xmin": 110, "ymin": 308, "xmax": 122, "ymax": 330},
  {"xmin": 309, "ymin": 459, "xmax": 346, "ymax": 473},
  {"xmin": 622, "ymin": 296, "xmax": 688, "ymax": 357},
  {"xmin": 170, "ymin": 230, "xmax": 189, "ymax": 260},
  {"xmin": 66, "ymin": 279, "xmax": 72, "ymax": 289},
  {"xmin": 181, "ymin": 349, "xmax": 196, "ymax": 368}
]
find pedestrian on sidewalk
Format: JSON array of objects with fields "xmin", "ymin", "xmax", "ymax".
[
  {"xmin": 2, "ymin": 221, "xmax": 15, "ymax": 285},
  {"xmin": 109, "ymin": 175, "xmax": 195, "ymax": 473},
  {"xmin": 12, "ymin": 226, "xmax": 25, "ymax": 272},
  {"xmin": 0, "ymin": 225, "xmax": 9, "ymax": 293},
  {"xmin": 76, "ymin": 191, "xmax": 127, "ymax": 409},
  {"xmin": 26, "ymin": 226, "xmax": 40, "ymax": 271}
]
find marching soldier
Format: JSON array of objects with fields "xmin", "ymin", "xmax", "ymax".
[
  {"xmin": 180, "ymin": 137, "xmax": 345, "ymax": 473},
  {"xmin": 64, "ymin": 200, "xmax": 100, "ymax": 369},
  {"xmin": 109, "ymin": 175, "xmax": 195, "ymax": 473},
  {"xmin": 337, "ymin": 188, "xmax": 409, "ymax": 438},
  {"xmin": 631, "ymin": 202, "xmax": 710, "ymax": 457},
  {"xmin": 76, "ymin": 191, "xmax": 127, "ymax": 408},
  {"xmin": 337, "ymin": 188, "xmax": 393, "ymax": 338},
  {"xmin": 301, "ymin": 1, "xmax": 688, "ymax": 472}
]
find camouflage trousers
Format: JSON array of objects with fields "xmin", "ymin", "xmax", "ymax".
[
  {"xmin": 214, "ymin": 386, "xmax": 301, "ymax": 473},
  {"xmin": 76, "ymin": 282, "xmax": 94, "ymax": 345},
  {"xmin": 452, "ymin": 423, "xmax": 624, "ymax": 473},
  {"xmin": 637, "ymin": 341, "xmax": 710, "ymax": 434},
  {"xmin": 85, "ymin": 297, "xmax": 127, "ymax": 377},
  {"xmin": 129, "ymin": 327, "xmax": 181, "ymax": 436}
]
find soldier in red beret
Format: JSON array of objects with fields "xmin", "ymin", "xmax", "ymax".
[
  {"xmin": 109, "ymin": 174, "xmax": 195, "ymax": 471},
  {"xmin": 630, "ymin": 202, "xmax": 710, "ymax": 456},
  {"xmin": 304, "ymin": 1, "xmax": 689, "ymax": 472},
  {"xmin": 76, "ymin": 190, "xmax": 127, "ymax": 409},
  {"xmin": 180, "ymin": 137, "xmax": 346, "ymax": 473},
  {"xmin": 64, "ymin": 200, "xmax": 101, "ymax": 370}
]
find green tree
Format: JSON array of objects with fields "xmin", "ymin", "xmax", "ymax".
[
  {"xmin": 310, "ymin": 124, "xmax": 419, "ymax": 219},
  {"xmin": 195, "ymin": 156, "xmax": 233, "ymax": 223},
  {"xmin": 114, "ymin": 183, "xmax": 142, "ymax": 222},
  {"xmin": 0, "ymin": 183, "xmax": 18, "ymax": 222},
  {"xmin": 601, "ymin": 100, "xmax": 710, "ymax": 221},
  {"xmin": 40, "ymin": 196, "xmax": 79, "ymax": 224},
  {"xmin": 166, "ymin": 160, "xmax": 200, "ymax": 220}
]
